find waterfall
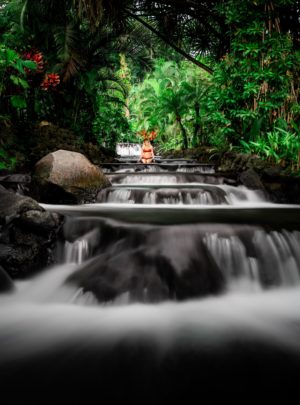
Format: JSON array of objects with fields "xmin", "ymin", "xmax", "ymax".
[
  {"xmin": 96, "ymin": 184, "xmax": 265, "ymax": 205},
  {"xmin": 177, "ymin": 165, "xmax": 215, "ymax": 173},
  {"xmin": 116, "ymin": 143, "xmax": 141, "ymax": 156},
  {"xmin": 46, "ymin": 218, "xmax": 300, "ymax": 303},
  {"xmin": 107, "ymin": 173, "xmax": 224, "ymax": 185},
  {"xmin": 1, "ymin": 155, "xmax": 300, "ymax": 399}
]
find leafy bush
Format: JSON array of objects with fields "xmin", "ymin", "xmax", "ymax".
[
  {"xmin": 207, "ymin": 1, "xmax": 299, "ymax": 144},
  {"xmin": 240, "ymin": 127, "xmax": 300, "ymax": 170},
  {"xmin": 0, "ymin": 43, "xmax": 36, "ymax": 113}
]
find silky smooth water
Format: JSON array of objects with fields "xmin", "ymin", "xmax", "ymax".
[
  {"xmin": 1, "ymin": 157, "xmax": 300, "ymax": 400},
  {"xmin": 96, "ymin": 184, "xmax": 265, "ymax": 205}
]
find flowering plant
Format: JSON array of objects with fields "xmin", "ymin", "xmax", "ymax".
[
  {"xmin": 22, "ymin": 49, "xmax": 44, "ymax": 74},
  {"xmin": 22, "ymin": 49, "xmax": 60, "ymax": 91},
  {"xmin": 138, "ymin": 130, "xmax": 157, "ymax": 141},
  {"xmin": 40, "ymin": 73, "xmax": 60, "ymax": 91}
]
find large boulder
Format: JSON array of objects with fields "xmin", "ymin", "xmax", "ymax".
[
  {"xmin": 33, "ymin": 149, "xmax": 111, "ymax": 204},
  {"xmin": 65, "ymin": 220, "xmax": 225, "ymax": 303},
  {"xmin": 67, "ymin": 246, "xmax": 224, "ymax": 304},
  {"xmin": 0, "ymin": 185, "xmax": 62, "ymax": 278}
]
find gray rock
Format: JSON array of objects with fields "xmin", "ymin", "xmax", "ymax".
[
  {"xmin": 263, "ymin": 167, "xmax": 282, "ymax": 177},
  {"xmin": 66, "ymin": 226, "xmax": 225, "ymax": 303},
  {"xmin": 0, "ymin": 185, "xmax": 42, "ymax": 223},
  {"xmin": 0, "ymin": 174, "xmax": 31, "ymax": 195},
  {"xmin": 0, "ymin": 185, "xmax": 63, "ymax": 278},
  {"xmin": 33, "ymin": 149, "xmax": 111, "ymax": 204},
  {"xmin": 239, "ymin": 169, "xmax": 265, "ymax": 190},
  {"xmin": 0, "ymin": 174, "xmax": 31, "ymax": 184},
  {"xmin": 217, "ymin": 152, "xmax": 267, "ymax": 174},
  {"xmin": 20, "ymin": 210, "xmax": 61, "ymax": 233}
]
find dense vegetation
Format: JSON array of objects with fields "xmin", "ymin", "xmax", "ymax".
[{"xmin": 0, "ymin": 0, "xmax": 299, "ymax": 171}]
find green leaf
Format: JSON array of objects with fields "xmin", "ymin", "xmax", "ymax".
[
  {"xmin": 22, "ymin": 60, "xmax": 37, "ymax": 70},
  {"xmin": 9, "ymin": 75, "xmax": 20, "ymax": 86},
  {"xmin": 14, "ymin": 60, "xmax": 26, "ymax": 74},
  {"xmin": 6, "ymin": 49, "xmax": 18, "ymax": 63},
  {"xmin": 18, "ymin": 78, "xmax": 30, "ymax": 89},
  {"xmin": 10, "ymin": 75, "xmax": 29, "ymax": 89},
  {"xmin": 10, "ymin": 95, "xmax": 27, "ymax": 109}
]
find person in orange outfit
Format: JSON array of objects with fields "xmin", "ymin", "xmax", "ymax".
[{"xmin": 139, "ymin": 138, "xmax": 154, "ymax": 163}]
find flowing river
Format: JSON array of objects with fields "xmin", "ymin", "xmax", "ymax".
[{"xmin": 1, "ymin": 154, "xmax": 300, "ymax": 401}]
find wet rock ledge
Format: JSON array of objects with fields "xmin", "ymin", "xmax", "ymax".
[{"xmin": 0, "ymin": 185, "xmax": 62, "ymax": 281}]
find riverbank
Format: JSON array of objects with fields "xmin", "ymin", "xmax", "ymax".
[{"xmin": 0, "ymin": 122, "xmax": 116, "ymax": 174}]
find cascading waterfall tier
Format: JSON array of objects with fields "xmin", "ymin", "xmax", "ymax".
[
  {"xmin": 1, "ymin": 154, "xmax": 300, "ymax": 400},
  {"xmin": 96, "ymin": 184, "xmax": 265, "ymax": 205},
  {"xmin": 100, "ymin": 162, "xmax": 215, "ymax": 174},
  {"xmin": 60, "ymin": 218, "xmax": 300, "ymax": 304},
  {"xmin": 107, "ymin": 172, "xmax": 224, "ymax": 185}
]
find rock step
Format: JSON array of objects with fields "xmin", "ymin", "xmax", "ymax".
[
  {"xmin": 107, "ymin": 172, "xmax": 236, "ymax": 186},
  {"xmin": 116, "ymin": 157, "xmax": 198, "ymax": 163},
  {"xmin": 100, "ymin": 162, "xmax": 214, "ymax": 167},
  {"xmin": 100, "ymin": 162, "xmax": 215, "ymax": 173},
  {"xmin": 97, "ymin": 185, "xmax": 229, "ymax": 205},
  {"xmin": 106, "ymin": 172, "xmax": 222, "ymax": 176},
  {"xmin": 102, "ymin": 184, "xmax": 225, "ymax": 189},
  {"xmin": 41, "ymin": 203, "xmax": 300, "ymax": 226}
]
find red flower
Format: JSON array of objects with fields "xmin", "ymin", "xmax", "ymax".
[
  {"xmin": 40, "ymin": 73, "xmax": 60, "ymax": 91},
  {"xmin": 23, "ymin": 49, "xmax": 44, "ymax": 74}
]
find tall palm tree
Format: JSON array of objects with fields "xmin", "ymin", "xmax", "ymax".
[{"xmin": 130, "ymin": 61, "xmax": 210, "ymax": 149}]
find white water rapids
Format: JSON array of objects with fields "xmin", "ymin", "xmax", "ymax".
[
  {"xmin": 1, "ymin": 156, "xmax": 300, "ymax": 400},
  {"xmin": 1, "ymin": 281, "xmax": 300, "ymax": 362}
]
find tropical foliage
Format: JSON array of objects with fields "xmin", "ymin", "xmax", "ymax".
[
  {"xmin": 130, "ymin": 60, "xmax": 211, "ymax": 150},
  {"xmin": 0, "ymin": 0, "xmax": 299, "ymax": 170},
  {"xmin": 0, "ymin": 43, "xmax": 36, "ymax": 113},
  {"xmin": 206, "ymin": 0, "xmax": 299, "ymax": 145}
]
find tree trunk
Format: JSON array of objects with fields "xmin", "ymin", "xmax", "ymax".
[
  {"xmin": 176, "ymin": 115, "xmax": 188, "ymax": 149},
  {"xmin": 193, "ymin": 102, "xmax": 202, "ymax": 146}
]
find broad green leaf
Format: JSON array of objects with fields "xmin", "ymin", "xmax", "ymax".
[
  {"xmin": 10, "ymin": 95, "xmax": 27, "ymax": 109},
  {"xmin": 23, "ymin": 60, "xmax": 37, "ymax": 70}
]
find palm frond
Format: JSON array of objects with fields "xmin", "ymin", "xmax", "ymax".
[
  {"xmin": 53, "ymin": 24, "xmax": 84, "ymax": 81},
  {"xmin": 61, "ymin": 52, "xmax": 84, "ymax": 82}
]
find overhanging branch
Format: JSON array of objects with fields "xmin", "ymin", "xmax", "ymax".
[{"xmin": 125, "ymin": 10, "xmax": 213, "ymax": 75}]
